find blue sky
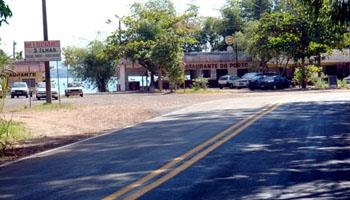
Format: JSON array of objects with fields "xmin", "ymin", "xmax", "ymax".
[{"xmin": 0, "ymin": 0, "xmax": 225, "ymax": 55}]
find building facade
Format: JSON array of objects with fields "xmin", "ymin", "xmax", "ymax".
[{"xmin": 118, "ymin": 49, "xmax": 350, "ymax": 91}]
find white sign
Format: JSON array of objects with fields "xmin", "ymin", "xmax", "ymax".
[{"xmin": 25, "ymin": 40, "xmax": 61, "ymax": 61}]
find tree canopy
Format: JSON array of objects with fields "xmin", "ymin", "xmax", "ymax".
[
  {"xmin": 107, "ymin": 0, "xmax": 197, "ymax": 91},
  {"xmin": 0, "ymin": 0, "xmax": 11, "ymax": 26},
  {"xmin": 63, "ymin": 41, "xmax": 115, "ymax": 92}
]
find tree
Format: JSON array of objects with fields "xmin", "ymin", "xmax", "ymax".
[
  {"xmin": 151, "ymin": 32, "xmax": 184, "ymax": 92},
  {"xmin": 0, "ymin": 0, "xmax": 11, "ymax": 26},
  {"xmin": 107, "ymin": 0, "xmax": 197, "ymax": 91},
  {"xmin": 63, "ymin": 41, "xmax": 115, "ymax": 92},
  {"xmin": 303, "ymin": 0, "xmax": 350, "ymax": 24},
  {"xmin": 240, "ymin": 0, "xmax": 272, "ymax": 21}
]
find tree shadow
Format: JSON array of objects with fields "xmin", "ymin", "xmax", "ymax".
[
  {"xmin": 142, "ymin": 101, "xmax": 350, "ymax": 200},
  {"xmin": 0, "ymin": 105, "xmax": 261, "ymax": 199}
]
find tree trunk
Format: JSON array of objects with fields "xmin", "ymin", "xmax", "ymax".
[
  {"xmin": 301, "ymin": 57, "xmax": 307, "ymax": 89},
  {"xmin": 316, "ymin": 53, "xmax": 321, "ymax": 67},
  {"xmin": 158, "ymin": 67, "xmax": 163, "ymax": 92},
  {"xmin": 97, "ymin": 79, "xmax": 107, "ymax": 92}
]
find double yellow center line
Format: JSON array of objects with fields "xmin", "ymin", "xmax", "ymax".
[{"xmin": 103, "ymin": 104, "xmax": 279, "ymax": 200}]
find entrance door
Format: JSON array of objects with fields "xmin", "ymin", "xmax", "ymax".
[
  {"xmin": 216, "ymin": 69, "xmax": 228, "ymax": 80},
  {"xmin": 237, "ymin": 69, "xmax": 248, "ymax": 77}
]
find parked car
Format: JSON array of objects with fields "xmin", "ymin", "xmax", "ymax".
[
  {"xmin": 230, "ymin": 72, "xmax": 263, "ymax": 89},
  {"xmin": 218, "ymin": 75, "xmax": 239, "ymax": 89},
  {"xmin": 231, "ymin": 79, "xmax": 249, "ymax": 89},
  {"xmin": 249, "ymin": 75, "xmax": 291, "ymax": 90},
  {"xmin": 248, "ymin": 74, "xmax": 265, "ymax": 90},
  {"xmin": 344, "ymin": 76, "xmax": 350, "ymax": 84},
  {"xmin": 11, "ymin": 82, "xmax": 30, "ymax": 98},
  {"xmin": 36, "ymin": 82, "xmax": 59, "ymax": 100},
  {"xmin": 65, "ymin": 82, "xmax": 83, "ymax": 97}
]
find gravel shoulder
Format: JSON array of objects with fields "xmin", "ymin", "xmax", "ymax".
[{"xmin": 1, "ymin": 89, "xmax": 349, "ymax": 164}]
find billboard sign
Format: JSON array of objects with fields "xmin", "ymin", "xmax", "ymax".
[{"xmin": 24, "ymin": 40, "xmax": 61, "ymax": 61}]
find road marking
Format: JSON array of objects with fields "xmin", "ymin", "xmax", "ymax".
[
  {"xmin": 125, "ymin": 104, "xmax": 279, "ymax": 200},
  {"xmin": 103, "ymin": 104, "xmax": 278, "ymax": 200}
]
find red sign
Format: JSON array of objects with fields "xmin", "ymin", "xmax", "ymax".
[{"xmin": 24, "ymin": 40, "xmax": 61, "ymax": 61}]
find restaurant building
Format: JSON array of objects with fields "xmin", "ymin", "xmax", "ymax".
[
  {"xmin": 118, "ymin": 49, "xmax": 350, "ymax": 91},
  {"xmin": 8, "ymin": 60, "xmax": 45, "ymax": 88}
]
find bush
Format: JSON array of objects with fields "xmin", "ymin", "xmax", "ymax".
[
  {"xmin": 293, "ymin": 65, "xmax": 323, "ymax": 87},
  {"xmin": 337, "ymin": 79, "xmax": 350, "ymax": 89},
  {"xmin": 192, "ymin": 77, "xmax": 208, "ymax": 90},
  {"xmin": 0, "ymin": 119, "xmax": 28, "ymax": 155}
]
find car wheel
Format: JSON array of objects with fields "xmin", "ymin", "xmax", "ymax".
[
  {"xmin": 80, "ymin": 94, "xmax": 83, "ymax": 97},
  {"xmin": 229, "ymin": 84, "xmax": 234, "ymax": 89},
  {"xmin": 25, "ymin": 95, "xmax": 28, "ymax": 98},
  {"xmin": 37, "ymin": 97, "xmax": 40, "ymax": 100},
  {"xmin": 219, "ymin": 85, "xmax": 223, "ymax": 89},
  {"xmin": 11, "ymin": 95, "xmax": 14, "ymax": 99},
  {"xmin": 17, "ymin": 96, "xmax": 19, "ymax": 98}
]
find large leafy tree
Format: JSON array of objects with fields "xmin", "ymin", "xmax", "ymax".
[
  {"xmin": 248, "ymin": 0, "xmax": 349, "ymax": 88},
  {"xmin": 304, "ymin": 0, "xmax": 350, "ymax": 24},
  {"xmin": 63, "ymin": 41, "xmax": 115, "ymax": 92},
  {"xmin": 107, "ymin": 0, "xmax": 197, "ymax": 91},
  {"xmin": 240, "ymin": 0, "xmax": 272, "ymax": 21},
  {"xmin": 0, "ymin": 0, "xmax": 11, "ymax": 26}
]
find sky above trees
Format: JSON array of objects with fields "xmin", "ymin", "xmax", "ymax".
[{"xmin": 0, "ymin": 0, "xmax": 224, "ymax": 54}]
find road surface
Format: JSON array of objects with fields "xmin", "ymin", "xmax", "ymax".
[{"xmin": 1, "ymin": 91, "xmax": 350, "ymax": 199}]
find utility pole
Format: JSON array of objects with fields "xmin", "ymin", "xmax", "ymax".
[
  {"xmin": 42, "ymin": 0, "xmax": 52, "ymax": 103},
  {"xmin": 12, "ymin": 41, "xmax": 16, "ymax": 59},
  {"xmin": 235, "ymin": 43, "xmax": 239, "ymax": 68}
]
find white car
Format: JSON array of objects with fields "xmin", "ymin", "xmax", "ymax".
[
  {"xmin": 11, "ymin": 82, "xmax": 30, "ymax": 98},
  {"xmin": 344, "ymin": 76, "xmax": 350, "ymax": 84},
  {"xmin": 65, "ymin": 82, "xmax": 83, "ymax": 97},
  {"xmin": 36, "ymin": 82, "xmax": 59, "ymax": 100},
  {"xmin": 218, "ymin": 75, "xmax": 240, "ymax": 89},
  {"xmin": 231, "ymin": 79, "xmax": 249, "ymax": 89}
]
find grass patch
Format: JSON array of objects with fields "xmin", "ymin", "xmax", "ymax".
[
  {"xmin": 175, "ymin": 88, "xmax": 223, "ymax": 94},
  {"xmin": 13, "ymin": 103, "xmax": 79, "ymax": 112},
  {"xmin": 0, "ymin": 119, "xmax": 29, "ymax": 155}
]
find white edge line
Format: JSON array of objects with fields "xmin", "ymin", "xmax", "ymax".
[{"xmin": 1, "ymin": 99, "xmax": 259, "ymax": 168}]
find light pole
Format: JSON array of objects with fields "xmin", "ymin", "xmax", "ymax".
[
  {"xmin": 12, "ymin": 41, "xmax": 16, "ymax": 59},
  {"xmin": 42, "ymin": 0, "xmax": 52, "ymax": 103}
]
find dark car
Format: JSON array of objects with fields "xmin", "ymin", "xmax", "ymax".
[
  {"xmin": 248, "ymin": 74, "xmax": 265, "ymax": 90},
  {"xmin": 251, "ymin": 75, "xmax": 291, "ymax": 90}
]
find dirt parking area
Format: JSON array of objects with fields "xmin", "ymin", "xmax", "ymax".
[{"xmin": 1, "ymin": 88, "xmax": 348, "ymax": 164}]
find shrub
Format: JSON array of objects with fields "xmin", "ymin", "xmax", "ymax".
[
  {"xmin": 337, "ymin": 79, "xmax": 349, "ymax": 89},
  {"xmin": 293, "ymin": 65, "xmax": 323, "ymax": 87},
  {"xmin": 192, "ymin": 77, "xmax": 208, "ymax": 90},
  {"xmin": 0, "ymin": 119, "xmax": 27, "ymax": 155}
]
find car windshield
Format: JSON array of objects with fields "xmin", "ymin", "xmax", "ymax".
[
  {"xmin": 219, "ymin": 76, "xmax": 229, "ymax": 80},
  {"xmin": 37, "ymin": 83, "xmax": 56, "ymax": 88},
  {"xmin": 68, "ymin": 83, "xmax": 82, "ymax": 87},
  {"xmin": 13, "ymin": 82, "xmax": 27, "ymax": 88},
  {"xmin": 230, "ymin": 76, "xmax": 239, "ymax": 80},
  {"xmin": 265, "ymin": 76, "xmax": 275, "ymax": 81},
  {"xmin": 242, "ymin": 73, "xmax": 261, "ymax": 79}
]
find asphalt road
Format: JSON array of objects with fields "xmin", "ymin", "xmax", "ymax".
[{"xmin": 1, "ymin": 91, "xmax": 350, "ymax": 200}]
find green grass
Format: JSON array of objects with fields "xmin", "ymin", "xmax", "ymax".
[
  {"xmin": 13, "ymin": 103, "xmax": 79, "ymax": 112},
  {"xmin": 175, "ymin": 88, "xmax": 223, "ymax": 94},
  {"xmin": 0, "ymin": 120, "xmax": 30, "ymax": 154}
]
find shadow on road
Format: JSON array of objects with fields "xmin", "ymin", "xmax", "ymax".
[
  {"xmin": 143, "ymin": 101, "xmax": 350, "ymax": 200},
  {"xmin": 0, "ymin": 105, "xmax": 261, "ymax": 199}
]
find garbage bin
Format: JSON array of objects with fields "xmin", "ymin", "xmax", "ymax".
[{"xmin": 328, "ymin": 75, "xmax": 337, "ymax": 88}]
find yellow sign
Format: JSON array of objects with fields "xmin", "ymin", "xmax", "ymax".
[{"xmin": 225, "ymin": 36, "xmax": 234, "ymax": 45}]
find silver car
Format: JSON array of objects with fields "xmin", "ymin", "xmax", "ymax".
[{"xmin": 218, "ymin": 75, "xmax": 240, "ymax": 89}]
